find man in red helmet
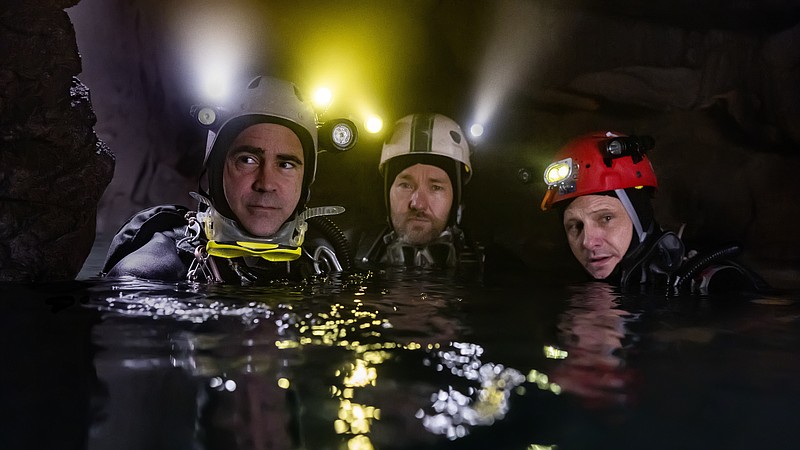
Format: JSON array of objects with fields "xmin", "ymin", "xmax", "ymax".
[{"xmin": 541, "ymin": 131, "xmax": 767, "ymax": 293}]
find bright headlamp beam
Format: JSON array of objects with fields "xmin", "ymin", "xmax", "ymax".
[
  {"xmin": 365, "ymin": 115, "xmax": 383, "ymax": 134},
  {"xmin": 469, "ymin": 123, "xmax": 484, "ymax": 138},
  {"xmin": 470, "ymin": 1, "xmax": 568, "ymax": 137},
  {"xmin": 313, "ymin": 87, "xmax": 333, "ymax": 109},
  {"xmin": 543, "ymin": 158, "xmax": 573, "ymax": 186},
  {"xmin": 200, "ymin": 67, "xmax": 232, "ymax": 101},
  {"xmin": 174, "ymin": 3, "xmax": 262, "ymax": 103}
]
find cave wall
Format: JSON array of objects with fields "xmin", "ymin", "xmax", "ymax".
[{"xmin": 0, "ymin": 1, "xmax": 114, "ymax": 282}]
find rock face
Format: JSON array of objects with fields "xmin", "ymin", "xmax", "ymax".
[{"xmin": 0, "ymin": 2, "xmax": 114, "ymax": 281}]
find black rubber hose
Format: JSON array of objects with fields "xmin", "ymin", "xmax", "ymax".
[
  {"xmin": 307, "ymin": 216, "xmax": 353, "ymax": 272},
  {"xmin": 673, "ymin": 244, "xmax": 741, "ymax": 292}
]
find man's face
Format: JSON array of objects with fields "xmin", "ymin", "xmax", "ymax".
[
  {"xmin": 562, "ymin": 194, "xmax": 633, "ymax": 279},
  {"xmin": 389, "ymin": 163, "xmax": 453, "ymax": 246},
  {"xmin": 223, "ymin": 123, "xmax": 304, "ymax": 237}
]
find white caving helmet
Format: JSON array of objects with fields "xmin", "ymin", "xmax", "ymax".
[
  {"xmin": 199, "ymin": 75, "xmax": 318, "ymax": 221},
  {"xmin": 379, "ymin": 113, "xmax": 472, "ymax": 225}
]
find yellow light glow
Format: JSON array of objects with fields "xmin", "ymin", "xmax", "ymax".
[
  {"xmin": 275, "ymin": 340, "xmax": 300, "ymax": 349},
  {"xmin": 277, "ymin": 378, "xmax": 291, "ymax": 389},
  {"xmin": 334, "ymin": 419, "xmax": 348, "ymax": 434},
  {"xmin": 313, "ymin": 87, "xmax": 333, "ymax": 109},
  {"xmin": 543, "ymin": 345, "xmax": 568, "ymax": 359},
  {"xmin": 544, "ymin": 163, "xmax": 571, "ymax": 184},
  {"xmin": 344, "ymin": 360, "xmax": 377, "ymax": 387},
  {"xmin": 365, "ymin": 115, "xmax": 383, "ymax": 133},
  {"xmin": 347, "ymin": 435, "xmax": 374, "ymax": 450}
]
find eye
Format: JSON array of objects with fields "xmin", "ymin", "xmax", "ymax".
[
  {"xmin": 230, "ymin": 154, "xmax": 260, "ymax": 172},
  {"xmin": 279, "ymin": 160, "xmax": 298, "ymax": 170},
  {"xmin": 565, "ymin": 221, "xmax": 583, "ymax": 235},
  {"xmin": 396, "ymin": 181, "xmax": 413, "ymax": 189},
  {"xmin": 235, "ymin": 154, "xmax": 259, "ymax": 165}
]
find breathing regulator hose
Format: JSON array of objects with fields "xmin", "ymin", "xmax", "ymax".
[
  {"xmin": 307, "ymin": 216, "xmax": 353, "ymax": 272},
  {"xmin": 672, "ymin": 244, "xmax": 741, "ymax": 292}
]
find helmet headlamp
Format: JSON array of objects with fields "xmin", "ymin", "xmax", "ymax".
[
  {"xmin": 600, "ymin": 135, "xmax": 654, "ymax": 166},
  {"xmin": 191, "ymin": 105, "xmax": 225, "ymax": 128},
  {"xmin": 541, "ymin": 157, "xmax": 578, "ymax": 211},
  {"xmin": 318, "ymin": 119, "xmax": 358, "ymax": 152},
  {"xmin": 543, "ymin": 158, "xmax": 575, "ymax": 187}
]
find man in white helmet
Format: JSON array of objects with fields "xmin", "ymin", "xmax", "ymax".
[
  {"xmin": 102, "ymin": 75, "xmax": 352, "ymax": 283},
  {"xmin": 354, "ymin": 113, "xmax": 478, "ymax": 269}
]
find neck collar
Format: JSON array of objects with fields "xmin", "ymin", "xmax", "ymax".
[{"xmin": 191, "ymin": 192, "xmax": 344, "ymax": 261}]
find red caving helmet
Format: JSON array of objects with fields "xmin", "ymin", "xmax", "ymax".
[{"xmin": 540, "ymin": 131, "xmax": 658, "ymax": 211}]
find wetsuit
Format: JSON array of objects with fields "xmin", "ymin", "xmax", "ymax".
[
  {"xmin": 350, "ymin": 224, "xmax": 483, "ymax": 274},
  {"xmin": 612, "ymin": 228, "xmax": 769, "ymax": 294},
  {"xmin": 102, "ymin": 205, "xmax": 351, "ymax": 283}
]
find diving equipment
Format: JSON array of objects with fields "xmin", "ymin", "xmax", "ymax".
[
  {"xmin": 382, "ymin": 228, "xmax": 460, "ymax": 268},
  {"xmin": 191, "ymin": 192, "xmax": 344, "ymax": 263},
  {"xmin": 617, "ymin": 231, "xmax": 685, "ymax": 287}
]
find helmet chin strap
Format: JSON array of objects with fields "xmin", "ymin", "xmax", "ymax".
[{"xmin": 615, "ymin": 189, "xmax": 646, "ymax": 243}]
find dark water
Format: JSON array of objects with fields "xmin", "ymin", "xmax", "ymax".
[{"xmin": 2, "ymin": 270, "xmax": 799, "ymax": 450}]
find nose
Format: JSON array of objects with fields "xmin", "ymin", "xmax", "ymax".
[
  {"xmin": 581, "ymin": 222, "xmax": 603, "ymax": 249},
  {"xmin": 409, "ymin": 188, "xmax": 428, "ymax": 211},
  {"xmin": 252, "ymin": 164, "xmax": 278, "ymax": 192}
]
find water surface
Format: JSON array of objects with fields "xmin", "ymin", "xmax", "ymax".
[{"xmin": 2, "ymin": 270, "xmax": 799, "ymax": 450}]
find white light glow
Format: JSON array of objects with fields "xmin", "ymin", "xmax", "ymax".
[
  {"xmin": 469, "ymin": 123, "xmax": 484, "ymax": 137},
  {"xmin": 200, "ymin": 67, "xmax": 232, "ymax": 101},
  {"xmin": 170, "ymin": 3, "xmax": 264, "ymax": 103},
  {"xmin": 471, "ymin": 1, "xmax": 568, "ymax": 130}
]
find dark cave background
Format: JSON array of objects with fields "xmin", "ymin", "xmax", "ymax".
[{"xmin": 2, "ymin": 0, "xmax": 799, "ymax": 286}]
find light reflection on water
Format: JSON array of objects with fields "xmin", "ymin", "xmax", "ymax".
[
  {"xmin": 2, "ymin": 272, "xmax": 800, "ymax": 449},
  {"xmin": 86, "ymin": 271, "xmax": 549, "ymax": 449}
]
